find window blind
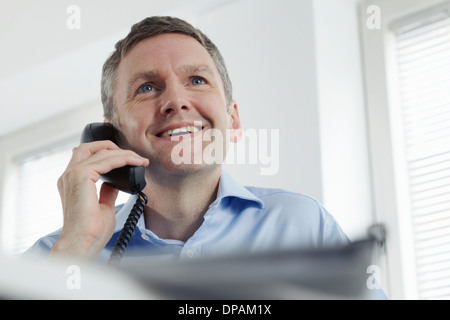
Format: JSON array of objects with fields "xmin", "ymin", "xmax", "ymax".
[
  {"xmin": 12, "ymin": 140, "xmax": 76, "ymax": 256},
  {"xmin": 393, "ymin": 3, "xmax": 450, "ymax": 300}
]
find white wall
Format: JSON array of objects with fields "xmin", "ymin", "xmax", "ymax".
[{"xmin": 313, "ymin": 0, "xmax": 373, "ymax": 240}]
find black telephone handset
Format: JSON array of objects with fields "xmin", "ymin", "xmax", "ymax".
[
  {"xmin": 81, "ymin": 122, "xmax": 146, "ymax": 194},
  {"xmin": 80, "ymin": 122, "xmax": 148, "ymax": 264}
]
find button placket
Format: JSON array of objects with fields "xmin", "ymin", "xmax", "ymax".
[{"xmin": 186, "ymin": 248, "xmax": 194, "ymax": 258}]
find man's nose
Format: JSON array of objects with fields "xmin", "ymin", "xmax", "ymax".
[{"xmin": 159, "ymin": 83, "xmax": 190, "ymax": 116}]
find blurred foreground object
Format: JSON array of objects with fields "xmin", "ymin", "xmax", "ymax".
[
  {"xmin": 120, "ymin": 238, "xmax": 384, "ymax": 299},
  {"xmin": 0, "ymin": 254, "xmax": 153, "ymax": 299},
  {"xmin": 1, "ymin": 238, "xmax": 384, "ymax": 299}
]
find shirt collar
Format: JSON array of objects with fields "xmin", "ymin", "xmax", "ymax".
[
  {"xmin": 114, "ymin": 170, "xmax": 265, "ymax": 232},
  {"xmin": 214, "ymin": 170, "xmax": 265, "ymax": 209}
]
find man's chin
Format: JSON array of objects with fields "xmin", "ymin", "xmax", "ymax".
[{"xmin": 151, "ymin": 160, "xmax": 220, "ymax": 176}]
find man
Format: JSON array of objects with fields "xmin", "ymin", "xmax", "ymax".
[{"xmin": 25, "ymin": 16, "xmax": 350, "ymax": 262}]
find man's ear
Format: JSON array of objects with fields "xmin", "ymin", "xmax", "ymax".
[{"xmin": 229, "ymin": 101, "xmax": 242, "ymax": 143}]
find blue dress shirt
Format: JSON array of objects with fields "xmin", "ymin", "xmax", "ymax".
[{"xmin": 24, "ymin": 170, "xmax": 350, "ymax": 262}]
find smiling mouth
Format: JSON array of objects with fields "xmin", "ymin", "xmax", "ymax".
[{"xmin": 157, "ymin": 125, "xmax": 203, "ymax": 138}]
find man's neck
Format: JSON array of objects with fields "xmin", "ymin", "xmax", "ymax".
[{"xmin": 141, "ymin": 167, "xmax": 221, "ymax": 242}]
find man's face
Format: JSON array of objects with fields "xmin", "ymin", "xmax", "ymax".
[{"xmin": 112, "ymin": 33, "xmax": 241, "ymax": 175}]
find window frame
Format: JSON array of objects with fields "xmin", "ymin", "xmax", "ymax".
[{"xmin": 360, "ymin": 0, "xmax": 450, "ymax": 299}]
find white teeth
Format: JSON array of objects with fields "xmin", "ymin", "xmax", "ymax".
[{"xmin": 159, "ymin": 125, "xmax": 200, "ymax": 138}]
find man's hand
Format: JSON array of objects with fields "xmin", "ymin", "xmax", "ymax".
[{"xmin": 50, "ymin": 140, "xmax": 149, "ymax": 259}]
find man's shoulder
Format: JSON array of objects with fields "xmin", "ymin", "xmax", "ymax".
[
  {"xmin": 243, "ymin": 185, "xmax": 345, "ymax": 230},
  {"xmin": 241, "ymin": 185, "xmax": 350, "ymax": 247},
  {"xmin": 21, "ymin": 228, "xmax": 62, "ymax": 259},
  {"xmin": 241, "ymin": 185, "xmax": 341, "ymax": 227}
]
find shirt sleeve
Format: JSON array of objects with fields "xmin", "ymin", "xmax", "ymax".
[
  {"xmin": 320, "ymin": 205, "xmax": 352, "ymax": 246},
  {"xmin": 255, "ymin": 189, "xmax": 351, "ymax": 249},
  {"xmin": 20, "ymin": 229, "xmax": 61, "ymax": 260}
]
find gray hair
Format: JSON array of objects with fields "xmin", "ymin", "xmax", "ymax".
[{"xmin": 101, "ymin": 16, "xmax": 233, "ymax": 124}]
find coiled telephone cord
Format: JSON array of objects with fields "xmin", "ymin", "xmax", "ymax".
[{"xmin": 108, "ymin": 190, "xmax": 148, "ymax": 265}]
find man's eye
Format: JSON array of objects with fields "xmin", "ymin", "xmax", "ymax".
[
  {"xmin": 137, "ymin": 83, "xmax": 154, "ymax": 94},
  {"xmin": 191, "ymin": 77, "xmax": 206, "ymax": 85}
]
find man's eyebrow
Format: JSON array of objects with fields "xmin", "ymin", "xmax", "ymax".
[
  {"xmin": 178, "ymin": 64, "xmax": 216, "ymax": 77},
  {"xmin": 126, "ymin": 70, "xmax": 159, "ymax": 95}
]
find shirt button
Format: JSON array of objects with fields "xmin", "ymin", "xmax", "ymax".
[
  {"xmin": 186, "ymin": 249, "xmax": 194, "ymax": 258},
  {"xmin": 141, "ymin": 234, "xmax": 150, "ymax": 241}
]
